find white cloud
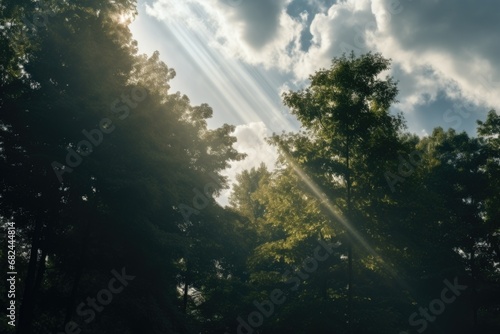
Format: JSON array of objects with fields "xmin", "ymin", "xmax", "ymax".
[
  {"xmin": 217, "ymin": 121, "xmax": 278, "ymax": 205},
  {"xmin": 369, "ymin": 0, "xmax": 500, "ymax": 110},
  {"xmin": 226, "ymin": 121, "xmax": 277, "ymax": 179},
  {"xmin": 294, "ymin": 0, "xmax": 375, "ymax": 79},
  {"xmin": 146, "ymin": 0, "xmax": 305, "ymax": 71},
  {"xmin": 214, "ymin": 4, "xmax": 305, "ymax": 71},
  {"xmin": 146, "ymin": 0, "xmax": 500, "ymax": 113}
]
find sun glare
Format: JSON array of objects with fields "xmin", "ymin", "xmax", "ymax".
[{"xmin": 114, "ymin": 12, "xmax": 135, "ymax": 25}]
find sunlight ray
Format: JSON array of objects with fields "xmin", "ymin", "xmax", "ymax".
[
  {"xmin": 155, "ymin": 2, "xmax": 297, "ymax": 131},
  {"xmin": 284, "ymin": 153, "xmax": 415, "ymax": 293}
]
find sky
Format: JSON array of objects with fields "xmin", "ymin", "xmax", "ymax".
[{"xmin": 129, "ymin": 0, "xmax": 499, "ymax": 203}]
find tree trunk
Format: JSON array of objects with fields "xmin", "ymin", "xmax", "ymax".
[
  {"xmin": 17, "ymin": 218, "xmax": 43, "ymax": 334},
  {"xmin": 33, "ymin": 248, "xmax": 47, "ymax": 298},
  {"xmin": 346, "ymin": 126, "xmax": 353, "ymax": 334},
  {"xmin": 347, "ymin": 241, "xmax": 353, "ymax": 332},
  {"xmin": 62, "ymin": 219, "xmax": 91, "ymax": 326},
  {"xmin": 470, "ymin": 246, "xmax": 478, "ymax": 328}
]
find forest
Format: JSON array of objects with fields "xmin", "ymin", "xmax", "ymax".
[{"xmin": 1, "ymin": 1, "xmax": 499, "ymax": 333}]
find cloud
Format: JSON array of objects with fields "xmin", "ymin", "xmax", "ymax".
[
  {"xmin": 289, "ymin": 0, "xmax": 500, "ymax": 116},
  {"xmin": 370, "ymin": 0, "xmax": 500, "ymax": 109},
  {"xmin": 294, "ymin": 0, "xmax": 375, "ymax": 79},
  {"xmin": 212, "ymin": 0, "xmax": 305, "ymax": 70},
  {"xmin": 144, "ymin": 0, "xmax": 499, "ymax": 135},
  {"xmin": 217, "ymin": 121, "xmax": 278, "ymax": 205},
  {"xmin": 229, "ymin": 0, "xmax": 288, "ymax": 49},
  {"xmin": 226, "ymin": 121, "xmax": 277, "ymax": 178},
  {"xmin": 146, "ymin": 0, "xmax": 305, "ymax": 71}
]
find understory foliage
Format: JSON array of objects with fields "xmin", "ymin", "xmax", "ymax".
[{"xmin": 0, "ymin": 2, "xmax": 499, "ymax": 334}]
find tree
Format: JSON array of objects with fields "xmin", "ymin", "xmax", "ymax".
[
  {"xmin": 272, "ymin": 52, "xmax": 405, "ymax": 331},
  {"xmin": 0, "ymin": 1, "xmax": 244, "ymax": 332},
  {"xmin": 229, "ymin": 163, "xmax": 270, "ymax": 237}
]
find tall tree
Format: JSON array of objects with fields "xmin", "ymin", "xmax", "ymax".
[
  {"xmin": 274, "ymin": 52, "xmax": 404, "ymax": 331},
  {"xmin": 0, "ymin": 1, "xmax": 244, "ymax": 332}
]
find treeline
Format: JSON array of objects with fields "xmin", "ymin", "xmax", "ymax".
[{"xmin": 0, "ymin": 1, "xmax": 499, "ymax": 334}]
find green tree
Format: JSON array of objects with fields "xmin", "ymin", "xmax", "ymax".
[
  {"xmin": 273, "ymin": 52, "xmax": 404, "ymax": 331},
  {"xmin": 0, "ymin": 1, "xmax": 244, "ymax": 333},
  {"xmin": 229, "ymin": 162, "xmax": 271, "ymax": 237}
]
